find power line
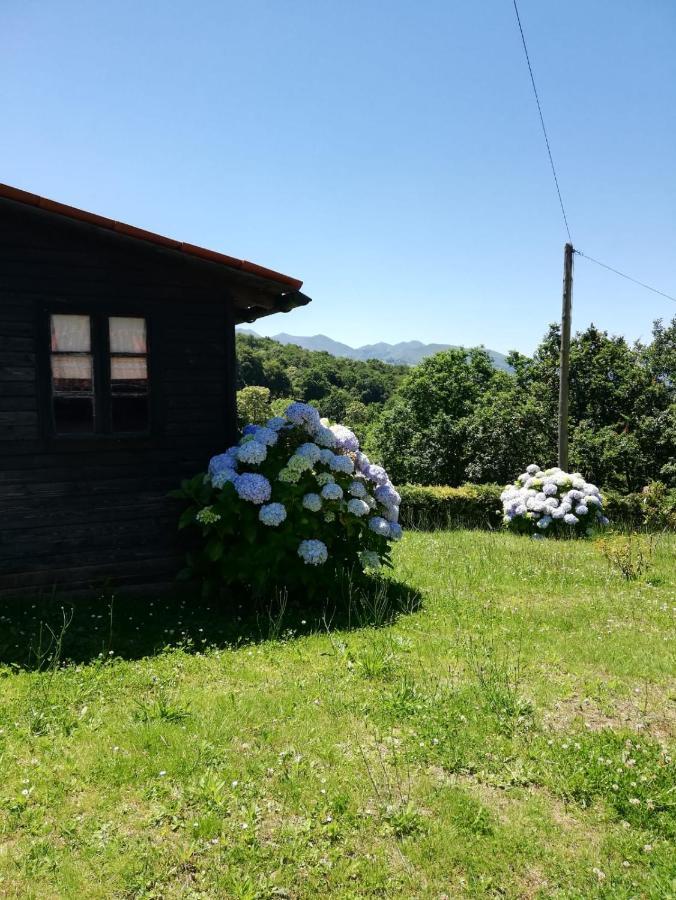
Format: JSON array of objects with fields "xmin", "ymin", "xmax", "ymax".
[
  {"xmin": 575, "ymin": 250, "xmax": 676, "ymax": 304},
  {"xmin": 512, "ymin": 0, "xmax": 573, "ymax": 244}
]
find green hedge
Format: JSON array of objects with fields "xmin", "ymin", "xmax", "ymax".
[{"xmin": 398, "ymin": 482, "xmax": 676, "ymax": 531}]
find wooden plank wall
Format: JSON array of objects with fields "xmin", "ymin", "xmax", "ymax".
[{"xmin": 0, "ymin": 201, "xmax": 238, "ymax": 596}]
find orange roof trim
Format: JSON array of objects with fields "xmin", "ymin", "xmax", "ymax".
[{"xmin": 0, "ymin": 183, "xmax": 303, "ymax": 291}]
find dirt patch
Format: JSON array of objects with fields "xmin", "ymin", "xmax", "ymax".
[{"xmin": 542, "ymin": 688, "xmax": 676, "ymax": 745}]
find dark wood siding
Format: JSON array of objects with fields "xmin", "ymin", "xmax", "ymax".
[{"xmin": 0, "ymin": 201, "xmax": 239, "ymax": 595}]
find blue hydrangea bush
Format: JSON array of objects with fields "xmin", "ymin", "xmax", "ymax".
[
  {"xmin": 501, "ymin": 464, "xmax": 609, "ymax": 536},
  {"xmin": 173, "ymin": 403, "xmax": 402, "ymax": 595}
]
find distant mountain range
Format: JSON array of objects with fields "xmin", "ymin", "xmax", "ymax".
[{"xmin": 238, "ymin": 330, "xmax": 511, "ymax": 370}]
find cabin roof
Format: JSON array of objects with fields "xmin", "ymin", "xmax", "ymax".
[{"xmin": 0, "ymin": 183, "xmax": 308, "ymax": 320}]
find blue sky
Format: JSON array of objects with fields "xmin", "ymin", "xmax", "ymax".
[{"xmin": 2, "ymin": 0, "xmax": 674, "ymax": 355}]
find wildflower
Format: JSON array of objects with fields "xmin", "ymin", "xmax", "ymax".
[
  {"xmin": 259, "ymin": 503, "xmax": 287, "ymax": 527},
  {"xmin": 298, "ymin": 539, "xmax": 328, "ymax": 566}
]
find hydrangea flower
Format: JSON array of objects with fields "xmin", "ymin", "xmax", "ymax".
[
  {"xmin": 374, "ymin": 483, "xmax": 401, "ymax": 507},
  {"xmin": 348, "ymin": 480, "xmax": 367, "ymax": 497},
  {"xmin": 196, "ymin": 506, "xmax": 221, "ymax": 525},
  {"xmin": 285, "ymin": 402, "xmax": 321, "ymax": 430},
  {"xmin": 388, "ymin": 522, "xmax": 403, "ymax": 541},
  {"xmin": 208, "ymin": 449, "xmax": 239, "ymax": 476},
  {"xmin": 302, "ymin": 493, "xmax": 322, "ymax": 512},
  {"xmin": 329, "ymin": 454, "xmax": 354, "ymax": 474},
  {"xmin": 234, "ymin": 473, "xmax": 271, "ymax": 504},
  {"xmin": 296, "ymin": 442, "xmax": 322, "ymax": 464},
  {"xmin": 287, "ymin": 454, "xmax": 313, "ymax": 473},
  {"xmin": 329, "ymin": 424, "xmax": 359, "ymax": 452},
  {"xmin": 312, "ymin": 424, "xmax": 337, "ymax": 448},
  {"xmin": 365, "ymin": 464, "xmax": 389, "ymax": 486},
  {"xmin": 298, "ymin": 539, "xmax": 328, "ymax": 566},
  {"xmin": 315, "ymin": 472, "xmax": 335, "ymax": 487},
  {"xmin": 249, "ymin": 425, "xmax": 278, "ymax": 446},
  {"xmin": 359, "ymin": 550, "xmax": 381, "ymax": 570},
  {"xmin": 237, "ymin": 441, "xmax": 267, "ymax": 466},
  {"xmin": 259, "ymin": 503, "xmax": 287, "ymax": 527},
  {"xmin": 385, "ymin": 505, "xmax": 400, "ymax": 523},
  {"xmin": 195, "ymin": 408, "xmax": 403, "ymax": 584},
  {"xmin": 368, "ymin": 516, "xmax": 390, "ymax": 537},
  {"xmin": 278, "ymin": 467, "xmax": 301, "ymax": 484},
  {"xmin": 321, "ymin": 483, "xmax": 344, "ymax": 501},
  {"xmin": 212, "ymin": 468, "xmax": 237, "ymax": 488},
  {"xmin": 355, "ymin": 451, "xmax": 371, "ymax": 473},
  {"xmin": 265, "ymin": 416, "xmax": 288, "ymax": 431},
  {"xmin": 501, "ymin": 464, "xmax": 607, "ymax": 536},
  {"xmin": 347, "ymin": 498, "xmax": 369, "ymax": 517}
]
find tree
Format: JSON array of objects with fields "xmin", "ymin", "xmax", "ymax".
[
  {"xmin": 368, "ymin": 349, "xmax": 503, "ymax": 485},
  {"xmin": 236, "ymin": 386, "xmax": 271, "ymax": 426}
]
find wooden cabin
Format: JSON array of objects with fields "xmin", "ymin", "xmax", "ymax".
[{"xmin": 0, "ymin": 184, "xmax": 310, "ymax": 596}]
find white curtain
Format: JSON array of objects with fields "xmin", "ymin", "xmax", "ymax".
[
  {"xmin": 51, "ymin": 314, "xmax": 91, "ymax": 351},
  {"xmin": 109, "ymin": 317, "xmax": 146, "ymax": 353}
]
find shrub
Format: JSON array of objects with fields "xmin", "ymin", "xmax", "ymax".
[
  {"xmin": 172, "ymin": 403, "xmax": 402, "ymax": 597},
  {"xmin": 501, "ymin": 464, "xmax": 608, "ymax": 536},
  {"xmin": 398, "ymin": 484, "xmax": 503, "ymax": 530}
]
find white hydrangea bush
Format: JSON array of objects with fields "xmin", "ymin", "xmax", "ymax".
[
  {"xmin": 173, "ymin": 402, "xmax": 402, "ymax": 594},
  {"xmin": 501, "ymin": 463, "xmax": 609, "ymax": 536}
]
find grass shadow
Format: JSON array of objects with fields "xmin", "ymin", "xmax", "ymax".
[{"xmin": 0, "ymin": 574, "xmax": 422, "ymax": 670}]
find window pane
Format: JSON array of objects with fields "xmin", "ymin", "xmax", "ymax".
[
  {"xmin": 111, "ymin": 356, "xmax": 148, "ymax": 394},
  {"xmin": 112, "ymin": 396, "xmax": 148, "ymax": 432},
  {"xmin": 109, "ymin": 317, "xmax": 147, "ymax": 353},
  {"xmin": 51, "ymin": 314, "xmax": 91, "ymax": 351},
  {"xmin": 53, "ymin": 396, "xmax": 94, "ymax": 434},
  {"xmin": 51, "ymin": 354, "xmax": 93, "ymax": 392}
]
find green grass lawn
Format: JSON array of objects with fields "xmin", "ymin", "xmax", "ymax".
[{"xmin": 1, "ymin": 531, "xmax": 674, "ymax": 899}]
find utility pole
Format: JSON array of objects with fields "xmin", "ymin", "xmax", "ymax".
[{"xmin": 558, "ymin": 242, "xmax": 574, "ymax": 470}]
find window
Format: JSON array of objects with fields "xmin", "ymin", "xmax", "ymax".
[
  {"xmin": 50, "ymin": 314, "xmax": 95, "ymax": 433},
  {"xmin": 109, "ymin": 317, "xmax": 149, "ymax": 433},
  {"xmin": 48, "ymin": 313, "xmax": 150, "ymax": 436}
]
